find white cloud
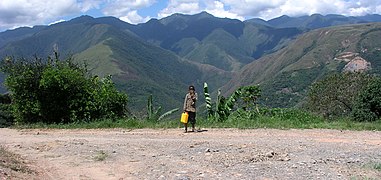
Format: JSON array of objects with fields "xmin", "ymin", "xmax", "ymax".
[
  {"xmin": 102, "ymin": 0, "xmax": 156, "ymax": 24},
  {"xmin": 103, "ymin": 0, "xmax": 156, "ymax": 16},
  {"xmin": 0, "ymin": 0, "xmax": 100, "ymax": 30},
  {"xmin": 204, "ymin": 1, "xmax": 244, "ymax": 20},
  {"xmin": 1, "ymin": 0, "xmax": 381, "ymax": 31},
  {"xmin": 79, "ymin": 0, "xmax": 104, "ymax": 12},
  {"xmin": 158, "ymin": 0, "xmax": 201, "ymax": 18},
  {"xmin": 120, "ymin": 10, "xmax": 151, "ymax": 24},
  {"xmin": 48, "ymin": 19, "xmax": 66, "ymax": 26},
  {"xmin": 219, "ymin": 0, "xmax": 381, "ymax": 20}
]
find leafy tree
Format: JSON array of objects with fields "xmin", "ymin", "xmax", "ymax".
[
  {"xmin": 306, "ymin": 72, "xmax": 373, "ymax": 118},
  {"xmin": 238, "ymin": 85, "xmax": 261, "ymax": 111},
  {"xmin": 90, "ymin": 76, "xmax": 128, "ymax": 119},
  {"xmin": 352, "ymin": 77, "xmax": 381, "ymax": 121},
  {"xmin": 0, "ymin": 93, "xmax": 13, "ymax": 127},
  {"xmin": 39, "ymin": 60, "xmax": 90, "ymax": 122},
  {"xmin": 1, "ymin": 56, "xmax": 46, "ymax": 123},
  {"xmin": 1, "ymin": 54, "xmax": 128, "ymax": 124}
]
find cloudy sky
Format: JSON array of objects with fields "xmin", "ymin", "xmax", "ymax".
[{"xmin": 1, "ymin": 0, "xmax": 381, "ymax": 32}]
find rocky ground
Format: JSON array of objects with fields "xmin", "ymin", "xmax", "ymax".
[{"xmin": 0, "ymin": 128, "xmax": 380, "ymax": 180}]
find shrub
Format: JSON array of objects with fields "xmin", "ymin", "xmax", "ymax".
[
  {"xmin": 0, "ymin": 93, "xmax": 14, "ymax": 127},
  {"xmin": 306, "ymin": 72, "xmax": 373, "ymax": 118},
  {"xmin": 1, "ymin": 56, "xmax": 45, "ymax": 123},
  {"xmin": 352, "ymin": 77, "xmax": 381, "ymax": 121},
  {"xmin": 39, "ymin": 62, "xmax": 91, "ymax": 123},
  {"xmin": 0, "ymin": 55, "xmax": 128, "ymax": 124}
]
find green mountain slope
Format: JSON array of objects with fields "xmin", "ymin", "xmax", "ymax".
[
  {"xmin": 223, "ymin": 23, "xmax": 381, "ymax": 107},
  {"xmin": 0, "ymin": 16, "xmax": 224, "ymax": 112},
  {"xmin": 0, "ymin": 26, "xmax": 47, "ymax": 48},
  {"xmin": 252, "ymin": 14, "xmax": 381, "ymax": 29},
  {"xmin": 131, "ymin": 12, "xmax": 302, "ymax": 71},
  {"xmin": 2, "ymin": 13, "xmax": 381, "ymax": 111}
]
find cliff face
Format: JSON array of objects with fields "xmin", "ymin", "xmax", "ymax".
[
  {"xmin": 335, "ymin": 52, "xmax": 371, "ymax": 72},
  {"xmin": 343, "ymin": 56, "xmax": 371, "ymax": 72}
]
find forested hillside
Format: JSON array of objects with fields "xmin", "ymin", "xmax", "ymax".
[{"xmin": 1, "ymin": 12, "xmax": 381, "ymax": 111}]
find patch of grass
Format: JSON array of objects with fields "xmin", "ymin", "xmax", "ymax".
[
  {"xmin": 0, "ymin": 145, "xmax": 34, "ymax": 174},
  {"xmin": 374, "ymin": 163, "xmax": 381, "ymax": 171},
  {"xmin": 94, "ymin": 150, "xmax": 108, "ymax": 161},
  {"xmin": 16, "ymin": 118, "xmax": 180, "ymax": 129},
  {"xmin": 197, "ymin": 109, "xmax": 381, "ymax": 131},
  {"xmin": 12, "ymin": 109, "xmax": 381, "ymax": 131}
]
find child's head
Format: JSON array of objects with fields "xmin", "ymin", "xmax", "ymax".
[{"xmin": 188, "ymin": 85, "xmax": 195, "ymax": 93}]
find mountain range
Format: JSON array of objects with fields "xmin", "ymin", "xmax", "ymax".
[{"xmin": 1, "ymin": 12, "xmax": 381, "ymax": 112}]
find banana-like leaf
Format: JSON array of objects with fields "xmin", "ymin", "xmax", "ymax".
[
  {"xmin": 158, "ymin": 108, "xmax": 179, "ymax": 121},
  {"xmin": 203, "ymin": 82, "xmax": 213, "ymax": 116}
]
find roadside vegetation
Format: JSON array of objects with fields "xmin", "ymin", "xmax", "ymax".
[{"xmin": 0, "ymin": 54, "xmax": 380, "ymax": 130}]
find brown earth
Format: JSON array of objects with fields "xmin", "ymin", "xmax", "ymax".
[{"xmin": 0, "ymin": 128, "xmax": 381, "ymax": 180}]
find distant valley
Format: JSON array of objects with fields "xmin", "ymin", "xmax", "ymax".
[{"xmin": 1, "ymin": 12, "xmax": 381, "ymax": 111}]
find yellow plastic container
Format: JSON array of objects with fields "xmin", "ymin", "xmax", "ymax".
[{"xmin": 180, "ymin": 112, "xmax": 189, "ymax": 123}]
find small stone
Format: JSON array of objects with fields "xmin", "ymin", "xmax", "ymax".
[
  {"xmin": 266, "ymin": 151, "xmax": 275, "ymax": 158},
  {"xmin": 205, "ymin": 148, "xmax": 211, "ymax": 152},
  {"xmin": 280, "ymin": 157, "xmax": 291, "ymax": 161}
]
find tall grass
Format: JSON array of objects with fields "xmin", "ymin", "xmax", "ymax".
[
  {"xmin": 11, "ymin": 109, "xmax": 381, "ymax": 131},
  {"xmin": 196, "ymin": 109, "xmax": 381, "ymax": 131},
  {"xmin": 16, "ymin": 118, "xmax": 180, "ymax": 129}
]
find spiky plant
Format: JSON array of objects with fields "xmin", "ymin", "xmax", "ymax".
[{"xmin": 146, "ymin": 94, "xmax": 179, "ymax": 121}]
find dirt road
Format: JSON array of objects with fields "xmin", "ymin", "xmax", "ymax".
[{"xmin": 0, "ymin": 128, "xmax": 381, "ymax": 179}]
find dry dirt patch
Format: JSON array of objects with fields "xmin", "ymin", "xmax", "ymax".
[{"xmin": 0, "ymin": 128, "xmax": 380, "ymax": 179}]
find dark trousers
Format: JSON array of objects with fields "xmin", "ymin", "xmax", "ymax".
[{"xmin": 187, "ymin": 111, "xmax": 196, "ymax": 125}]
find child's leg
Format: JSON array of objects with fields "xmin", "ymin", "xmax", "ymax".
[{"xmin": 188, "ymin": 112, "xmax": 196, "ymax": 132}]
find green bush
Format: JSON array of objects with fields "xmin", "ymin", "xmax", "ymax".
[
  {"xmin": 352, "ymin": 78, "xmax": 381, "ymax": 121},
  {"xmin": 1, "ymin": 57, "xmax": 45, "ymax": 123},
  {"xmin": 306, "ymin": 72, "xmax": 373, "ymax": 118},
  {"xmin": 1, "ymin": 55, "xmax": 128, "ymax": 124},
  {"xmin": 39, "ymin": 63, "xmax": 91, "ymax": 123},
  {"xmin": 0, "ymin": 94, "xmax": 14, "ymax": 127}
]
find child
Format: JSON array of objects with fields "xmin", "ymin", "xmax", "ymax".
[{"xmin": 183, "ymin": 85, "xmax": 198, "ymax": 133}]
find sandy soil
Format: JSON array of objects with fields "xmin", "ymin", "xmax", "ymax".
[{"xmin": 0, "ymin": 128, "xmax": 381, "ymax": 180}]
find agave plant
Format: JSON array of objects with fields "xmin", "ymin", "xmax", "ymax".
[{"xmin": 146, "ymin": 94, "xmax": 179, "ymax": 121}]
